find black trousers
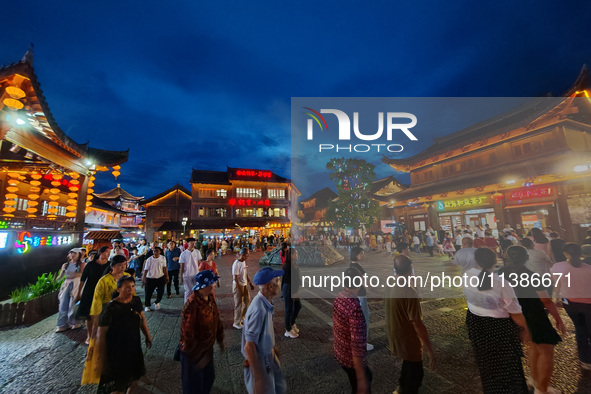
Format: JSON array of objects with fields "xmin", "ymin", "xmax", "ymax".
[
  {"xmin": 167, "ymin": 269, "xmax": 180, "ymax": 296},
  {"xmin": 342, "ymin": 365, "xmax": 372, "ymax": 394},
  {"xmin": 145, "ymin": 276, "xmax": 165, "ymax": 307},
  {"xmin": 181, "ymin": 352, "xmax": 215, "ymax": 394},
  {"xmin": 399, "ymin": 360, "xmax": 424, "ymax": 394},
  {"xmin": 282, "ymin": 284, "xmax": 302, "ymax": 331}
]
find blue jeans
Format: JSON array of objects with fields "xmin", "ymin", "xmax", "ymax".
[
  {"xmin": 181, "ymin": 352, "xmax": 215, "ymax": 393},
  {"xmin": 57, "ymin": 281, "xmax": 78, "ymax": 328},
  {"xmin": 564, "ymin": 301, "xmax": 591, "ymax": 364}
]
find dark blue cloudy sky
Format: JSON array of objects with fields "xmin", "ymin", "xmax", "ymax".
[{"xmin": 1, "ymin": 1, "xmax": 590, "ymax": 198}]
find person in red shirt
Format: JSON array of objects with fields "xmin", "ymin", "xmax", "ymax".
[
  {"xmin": 473, "ymin": 235, "xmax": 485, "ymax": 248},
  {"xmin": 333, "ymin": 267, "xmax": 371, "ymax": 393},
  {"xmin": 483, "ymin": 231, "xmax": 500, "ymax": 255}
]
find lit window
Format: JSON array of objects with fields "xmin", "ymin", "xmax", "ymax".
[{"xmin": 268, "ymin": 189, "xmax": 285, "ymax": 199}]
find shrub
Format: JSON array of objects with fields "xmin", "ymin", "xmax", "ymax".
[{"xmin": 10, "ymin": 272, "xmax": 63, "ymax": 303}]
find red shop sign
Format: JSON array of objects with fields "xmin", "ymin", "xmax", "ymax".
[
  {"xmin": 229, "ymin": 199, "xmax": 270, "ymax": 207},
  {"xmin": 235, "ymin": 170, "xmax": 272, "ymax": 178},
  {"xmin": 508, "ymin": 186, "xmax": 553, "ymax": 201}
]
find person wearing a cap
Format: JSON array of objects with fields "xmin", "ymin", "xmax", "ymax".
[
  {"xmin": 180, "ymin": 270, "xmax": 224, "ymax": 393},
  {"xmin": 242, "ymin": 266, "xmax": 286, "ymax": 394},
  {"xmin": 179, "ymin": 237, "xmax": 203, "ymax": 303},
  {"xmin": 56, "ymin": 248, "xmax": 85, "ymax": 332}
]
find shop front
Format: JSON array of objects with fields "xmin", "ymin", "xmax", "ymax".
[
  {"xmin": 435, "ymin": 195, "xmax": 497, "ymax": 233},
  {"xmin": 503, "ymin": 185, "xmax": 558, "ymax": 234}
]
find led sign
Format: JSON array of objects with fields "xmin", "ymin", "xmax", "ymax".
[
  {"xmin": 228, "ymin": 199, "xmax": 270, "ymax": 207},
  {"xmin": 14, "ymin": 231, "xmax": 73, "ymax": 254},
  {"xmin": 508, "ymin": 186, "xmax": 553, "ymax": 201},
  {"xmin": 437, "ymin": 196, "xmax": 489, "ymax": 211},
  {"xmin": 0, "ymin": 221, "xmax": 6, "ymax": 229},
  {"xmin": 235, "ymin": 170, "xmax": 272, "ymax": 179},
  {"xmin": 0, "ymin": 232, "xmax": 7, "ymax": 249}
]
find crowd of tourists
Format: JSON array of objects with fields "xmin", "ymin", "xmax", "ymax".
[{"xmin": 52, "ymin": 226, "xmax": 591, "ymax": 393}]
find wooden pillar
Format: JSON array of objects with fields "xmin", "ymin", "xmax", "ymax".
[
  {"xmin": 555, "ymin": 183, "xmax": 574, "ymax": 241},
  {"xmin": 493, "ymin": 198, "xmax": 506, "ymax": 232},
  {"xmin": 75, "ymin": 174, "xmax": 88, "ymax": 233}
]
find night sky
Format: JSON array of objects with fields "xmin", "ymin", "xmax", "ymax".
[{"xmin": 2, "ymin": 1, "xmax": 590, "ymax": 199}]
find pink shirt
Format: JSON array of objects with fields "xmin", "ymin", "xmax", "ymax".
[{"xmin": 550, "ymin": 261, "xmax": 591, "ymax": 304}]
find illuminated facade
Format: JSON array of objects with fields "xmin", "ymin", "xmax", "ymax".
[
  {"xmin": 0, "ymin": 50, "xmax": 128, "ymax": 296},
  {"xmin": 190, "ymin": 167, "xmax": 298, "ymax": 237},
  {"xmin": 381, "ymin": 68, "xmax": 591, "ymax": 242},
  {"xmin": 142, "ymin": 183, "xmax": 192, "ymax": 241},
  {"xmin": 93, "ymin": 184, "xmax": 144, "ymax": 232}
]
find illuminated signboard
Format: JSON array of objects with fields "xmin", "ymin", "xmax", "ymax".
[
  {"xmin": 229, "ymin": 199, "xmax": 270, "ymax": 207},
  {"xmin": 437, "ymin": 195, "xmax": 489, "ymax": 211},
  {"xmin": 14, "ymin": 231, "xmax": 73, "ymax": 254},
  {"xmin": 234, "ymin": 170, "xmax": 272, "ymax": 179},
  {"xmin": 508, "ymin": 186, "xmax": 553, "ymax": 201},
  {"xmin": 0, "ymin": 221, "xmax": 7, "ymax": 229},
  {"xmin": 0, "ymin": 232, "xmax": 7, "ymax": 249}
]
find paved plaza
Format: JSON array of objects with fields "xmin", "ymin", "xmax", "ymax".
[{"xmin": 0, "ymin": 249, "xmax": 590, "ymax": 393}]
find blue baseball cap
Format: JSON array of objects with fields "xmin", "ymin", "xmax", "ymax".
[
  {"xmin": 192, "ymin": 270, "xmax": 220, "ymax": 291},
  {"xmin": 253, "ymin": 267, "xmax": 284, "ymax": 285}
]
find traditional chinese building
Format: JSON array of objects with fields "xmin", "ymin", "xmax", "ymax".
[
  {"xmin": 189, "ymin": 167, "xmax": 298, "ymax": 238},
  {"xmin": 142, "ymin": 183, "xmax": 192, "ymax": 241},
  {"xmin": 382, "ymin": 67, "xmax": 591, "ymax": 242},
  {"xmin": 0, "ymin": 50, "xmax": 128, "ymax": 296},
  {"xmin": 296, "ymin": 187, "xmax": 337, "ymax": 234},
  {"xmin": 93, "ymin": 184, "xmax": 144, "ymax": 233}
]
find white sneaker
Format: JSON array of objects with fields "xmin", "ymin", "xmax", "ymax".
[
  {"xmin": 366, "ymin": 343, "xmax": 374, "ymax": 351},
  {"xmin": 284, "ymin": 329, "xmax": 299, "ymax": 338},
  {"xmin": 55, "ymin": 326, "xmax": 70, "ymax": 333},
  {"xmin": 153, "ymin": 303, "xmax": 160, "ymax": 311},
  {"xmin": 233, "ymin": 323, "xmax": 243, "ymax": 330},
  {"xmin": 144, "ymin": 306, "xmax": 151, "ymax": 312},
  {"xmin": 292, "ymin": 324, "xmax": 300, "ymax": 334}
]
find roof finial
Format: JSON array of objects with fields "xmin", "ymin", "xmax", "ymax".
[
  {"xmin": 117, "ymin": 183, "xmax": 121, "ymax": 188},
  {"xmin": 22, "ymin": 44, "xmax": 34, "ymax": 64}
]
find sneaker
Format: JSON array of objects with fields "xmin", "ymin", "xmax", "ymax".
[
  {"xmin": 292, "ymin": 324, "xmax": 300, "ymax": 334},
  {"xmin": 71, "ymin": 324, "xmax": 82, "ymax": 329},
  {"xmin": 582, "ymin": 362, "xmax": 591, "ymax": 370},
  {"xmin": 284, "ymin": 329, "xmax": 299, "ymax": 338},
  {"xmin": 55, "ymin": 326, "xmax": 70, "ymax": 333},
  {"xmin": 153, "ymin": 303, "xmax": 160, "ymax": 311},
  {"xmin": 144, "ymin": 306, "xmax": 151, "ymax": 312},
  {"xmin": 233, "ymin": 323, "xmax": 243, "ymax": 330},
  {"xmin": 366, "ymin": 343, "xmax": 374, "ymax": 351}
]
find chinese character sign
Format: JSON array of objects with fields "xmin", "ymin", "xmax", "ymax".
[
  {"xmin": 436, "ymin": 195, "xmax": 490, "ymax": 211},
  {"xmin": 508, "ymin": 187, "xmax": 553, "ymax": 201},
  {"xmin": 14, "ymin": 231, "xmax": 73, "ymax": 254}
]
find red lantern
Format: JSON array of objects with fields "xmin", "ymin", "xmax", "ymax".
[{"xmin": 492, "ymin": 192, "xmax": 504, "ymax": 204}]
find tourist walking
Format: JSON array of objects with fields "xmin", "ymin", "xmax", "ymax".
[
  {"xmin": 95, "ymin": 276, "xmax": 151, "ymax": 394},
  {"xmin": 500, "ymin": 246, "xmax": 564, "ymax": 394},
  {"xmin": 350, "ymin": 246, "xmax": 374, "ymax": 351},
  {"xmin": 165, "ymin": 240, "xmax": 181, "ymax": 298},
  {"xmin": 135, "ymin": 239, "xmax": 149, "ymax": 278},
  {"xmin": 385, "ymin": 255, "xmax": 435, "ymax": 394},
  {"xmin": 282, "ymin": 248, "xmax": 302, "ymax": 339},
  {"xmin": 551, "ymin": 243, "xmax": 591, "ymax": 371},
  {"xmin": 199, "ymin": 249, "xmax": 221, "ymax": 288},
  {"xmin": 142, "ymin": 246, "xmax": 168, "ymax": 311},
  {"xmin": 56, "ymin": 248, "xmax": 85, "ymax": 332},
  {"xmin": 242, "ymin": 267, "xmax": 286, "ymax": 394},
  {"xmin": 232, "ymin": 247, "xmax": 254, "ymax": 329},
  {"xmin": 180, "ymin": 270, "xmax": 224, "ymax": 393},
  {"xmin": 463, "ymin": 247, "xmax": 530, "ymax": 393},
  {"xmin": 333, "ymin": 267, "xmax": 371, "ymax": 393},
  {"xmin": 179, "ymin": 237, "xmax": 203, "ymax": 303},
  {"xmin": 75, "ymin": 246, "xmax": 110, "ymax": 344}
]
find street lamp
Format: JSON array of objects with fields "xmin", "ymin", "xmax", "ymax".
[{"xmin": 182, "ymin": 217, "xmax": 188, "ymax": 235}]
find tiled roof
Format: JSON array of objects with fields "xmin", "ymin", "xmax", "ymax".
[
  {"xmin": 388, "ymin": 152, "xmax": 585, "ymax": 201},
  {"xmin": 189, "ymin": 170, "xmax": 232, "ymax": 185},
  {"xmin": 94, "ymin": 184, "xmax": 144, "ymax": 201},
  {"xmin": 142, "ymin": 183, "xmax": 192, "ymax": 205},
  {"xmin": 300, "ymin": 187, "xmax": 337, "ymax": 204}
]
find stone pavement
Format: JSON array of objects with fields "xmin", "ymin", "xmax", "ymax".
[{"xmin": 0, "ymin": 249, "xmax": 590, "ymax": 393}]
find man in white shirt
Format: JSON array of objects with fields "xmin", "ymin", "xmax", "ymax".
[
  {"xmin": 453, "ymin": 237, "xmax": 477, "ymax": 273},
  {"xmin": 232, "ymin": 247, "xmax": 255, "ymax": 329},
  {"xmin": 475, "ymin": 225, "xmax": 485, "ymax": 239},
  {"xmin": 179, "ymin": 237, "xmax": 203, "ymax": 303}
]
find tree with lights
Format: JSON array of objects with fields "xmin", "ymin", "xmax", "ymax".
[{"xmin": 325, "ymin": 157, "xmax": 380, "ymax": 232}]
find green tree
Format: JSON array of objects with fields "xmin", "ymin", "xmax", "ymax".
[{"xmin": 325, "ymin": 157, "xmax": 380, "ymax": 231}]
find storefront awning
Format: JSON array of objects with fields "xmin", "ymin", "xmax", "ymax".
[
  {"xmin": 85, "ymin": 230, "xmax": 123, "ymax": 240},
  {"xmin": 504, "ymin": 202, "xmax": 554, "ymax": 209}
]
